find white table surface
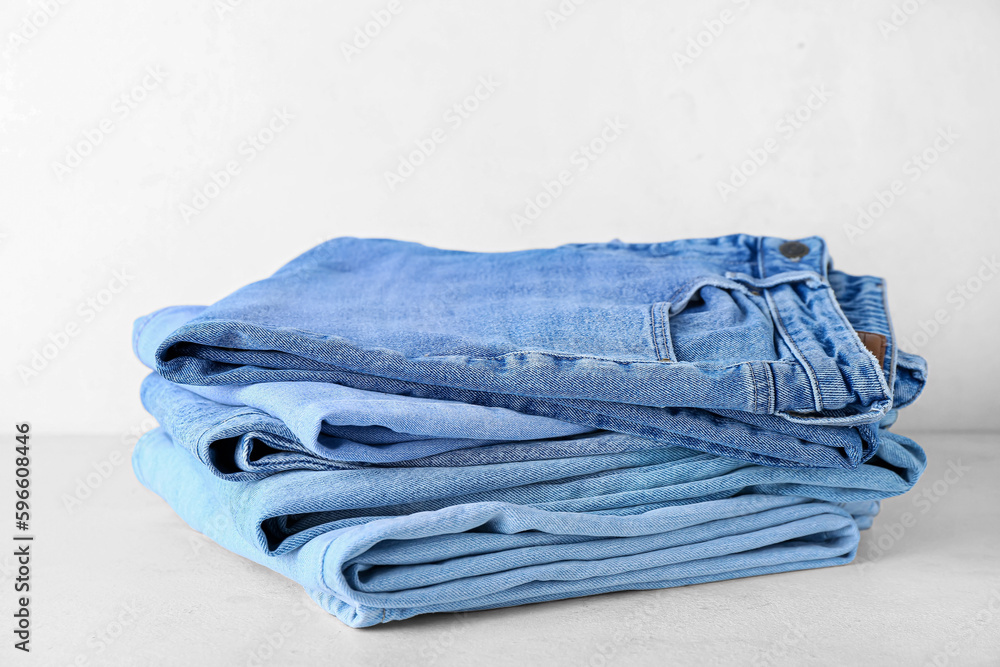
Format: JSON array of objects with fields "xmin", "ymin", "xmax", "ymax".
[{"xmin": 13, "ymin": 431, "xmax": 999, "ymax": 666}]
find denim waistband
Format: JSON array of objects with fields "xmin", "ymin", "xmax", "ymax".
[{"xmin": 717, "ymin": 237, "xmax": 892, "ymax": 423}]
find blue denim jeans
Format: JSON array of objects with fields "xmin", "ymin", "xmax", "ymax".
[
  {"xmin": 141, "ymin": 235, "xmax": 926, "ymax": 468},
  {"xmin": 131, "ymin": 234, "xmax": 928, "ymax": 627},
  {"xmin": 135, "ymin": 307, "xmax": 595, "ymax": 477},
  {"xmin": 132, "ymin": 425, "xmax": 925, "ymax": 627},
  {"xmin": 136, "ymin": 305, "xmax": 922, "ymax": 473}
]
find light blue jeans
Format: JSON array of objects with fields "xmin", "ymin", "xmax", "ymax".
[
  {"xmin": 135, "ymin": 304, "xmax": 923, "ymax": 473},
  {"xmin": 132, "ymin": 425, "xmax": 925, "ymax": 627},
  {"xmin": 139, "ymin": 235, "xmax": 926, "ymax": 468},
  {"xmin": 131, "ymin": 234, "xmax": 928, "ymax": 627}
]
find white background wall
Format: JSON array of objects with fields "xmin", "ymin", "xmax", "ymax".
[{"xmin": 3, "ymin": 0, "xmax": 998, "ymax": 435}]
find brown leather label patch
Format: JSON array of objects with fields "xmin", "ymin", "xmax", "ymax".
[{"xmin": 856, "ymin": 330, "xmax": 887, "ymax": 367}]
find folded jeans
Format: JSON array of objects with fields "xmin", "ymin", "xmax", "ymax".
[
  {"xmin": 130, "ymin": 233, "xmax": 929, "ymax": 627},
  {"xmin": 132, "ymin": 426, "xmax": 925, "ymax": 627},
  {"xmin": 140, "ymin": 236, "xmax": 927, "ymax": 468}
]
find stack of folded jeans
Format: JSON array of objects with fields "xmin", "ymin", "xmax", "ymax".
[{"xmin": 131, "ymin": 234, "xmax": 927, "ymax": 627}]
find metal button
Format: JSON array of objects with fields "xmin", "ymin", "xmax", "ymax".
[{"xmin": 779, "ymin": 241, "xmax": 810, "ymax": 261}]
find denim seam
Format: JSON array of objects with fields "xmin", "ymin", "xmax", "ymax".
[
  {"xmin": 765, "ymin": 361, "xmax": 776, "ymax": 414},
  {"xmin": 200, "ymin": 410, "xmax": 277, "ymax": 437},
  {"xmin": 175, "ymin": 320, "xmax": 806, "ymax": 370},
  {"xmin": 650, "ymin": 303, "xmax": 666, "ymax": 362},
  {"xmin": 169, "ymin": 317, "xmax": 824, "ymax": 382},
  {"xmin": 465, "ymin": 353, "xmax": 797, "ymax": 372},
  {"xmin": 651, "ymin": 302, "xmax": 675, "ymax": 362},
  {"xmin": 755, "ymin": 236, "xmax": 821, "ymax": 412},
  {"xmin": 755, "ymin": 236, "xmax": 767, "ymax": 281},
  {"xmin": 476, "ymin": 351, "xmax": 665, "ymax": 365},
  {"xmin": 187, "ymin": 320, "xmax": 667, "ymax": 366},
  {"xmin": 880, "ymin": 279, "xmax": 897, "ymax": 399},
  {"xmin": 659, "ymin": 303, "xmax": 670, "ymax": 361},
  {"xmin": 763, "ymin": 288, "xmax": 824, "ymax": 413},
  {"xmin": 318, "ymin": 533, "xmax": 338, "ymax": 595}
]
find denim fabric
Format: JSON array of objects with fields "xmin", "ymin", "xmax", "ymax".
[
  {"xmin": 136, "ymin": 308, "xmax": 914, "ymax": 473},
  {"xmin": 130, "ymin": 234, "xmax": 929, "ymax": 628},
  {"xmin": 134, "ymin": 306, "xmax": 593, "ymax": 470},
  {"xmin": 139, "ymin": 369, "xmax": 923, "ymax": 482},
  {"xmin": 140, "ymin": 236, "xmax": 927, "ymax": 469},
  {"xmin": 132, "ymin": 427, "xmax": 924, "ymax": 627},
  {"xmin": 140, "ymin": 371, "xmax": 652, "ymax": 479}
]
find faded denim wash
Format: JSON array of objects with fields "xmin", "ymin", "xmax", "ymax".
[
  {"xmin": 130, "ymin": 234, "xmax": 929, "ymax": 628},
  {"xmin": 135, "ymin": 305, "xmax": 922, "ymax": 473},
  {"xmin": 144, "ymin": 236, "xmax": 926, "ymax": 468},
  {"xmin": 132, "ymin": 425, "xmax": 925, "ymax": 627}
]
